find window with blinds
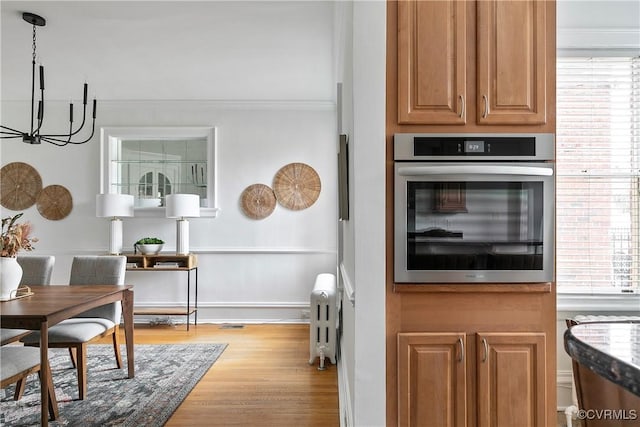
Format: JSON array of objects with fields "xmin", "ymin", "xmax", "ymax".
[{"xmin": 556, "ymin": 57, "xmax": 640, "ymax": 294}]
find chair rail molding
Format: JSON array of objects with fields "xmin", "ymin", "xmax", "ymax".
[{"xmin": 44, "ymin": 247, "xmax": 337, "ymax": 255}]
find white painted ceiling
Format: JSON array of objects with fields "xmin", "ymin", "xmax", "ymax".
[{"xmin": 1, "ymin": 1, "xmax": 335, "ymax": 101}]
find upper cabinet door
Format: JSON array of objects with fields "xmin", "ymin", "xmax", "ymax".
[
  {"xmin": 476, "ymin": 0, "xmax": 547, "ymax": 125},
  {"xmin": 398, "ymin": 0, "xmax": 467, "ymax": 125}
]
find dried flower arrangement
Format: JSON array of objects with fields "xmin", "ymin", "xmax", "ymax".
[{"xmin": 1, "ymin": 213, "xmax": 37, "ymax": 257}]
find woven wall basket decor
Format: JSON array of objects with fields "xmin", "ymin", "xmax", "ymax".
[
  {"xmin": 240, "ymin": 183, "xmax": 277, "ymax": 220},
  {"xmin": 272, "ymin": 163, "xmax": 321, "ymax": 210},
  {"xmin": 36, "ymin": 185, "xmax": 73, "ymax": 220},
  {"xmin": 0, "ymin": 162, "xmax": 43, "ymax": 210}
]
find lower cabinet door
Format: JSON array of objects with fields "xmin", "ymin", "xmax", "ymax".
[
  {"xmin": 398, "ymin": 332, "xmax": 467, "ymax": 427},
  {"xmin": 476, "ymin": 332, "xmax": 547, "ymax": 427}
]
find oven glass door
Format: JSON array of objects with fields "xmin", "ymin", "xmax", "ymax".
[{"xmin": 395, "ymin": 163, "xmax": 554, "ymax": 283}]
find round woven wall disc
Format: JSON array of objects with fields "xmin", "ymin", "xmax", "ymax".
[
  {"xmin": 0, "ymin": 162, "xmax": 43, "ymax": 210},
  {"xmin": 36, "ymin": 185, "xmax": 73, "ymax": 220},
  {"xmin": 273, "ymin": 163, "xmax": 321, "ymax": 211},
  {"xmin": 241, "ymin": 184, "xmax": 276, "ymax": 220}
]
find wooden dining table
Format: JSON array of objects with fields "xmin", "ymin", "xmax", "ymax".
[{"xmin": 0, "ymin": 284, "xmax": 135, "ymax": 426}]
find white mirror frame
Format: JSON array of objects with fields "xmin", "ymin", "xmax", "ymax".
[{"xmin": 100, "ymin": 126, "xmax": 219, "ymax": 218}]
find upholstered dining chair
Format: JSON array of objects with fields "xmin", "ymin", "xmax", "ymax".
[
  {"xmin": 18, "ymin": 255, "xmax": 56, "ymax": 286},
  {"xmin": 1, "ymin": 346, "xmax": 59, "ymax": 420},
  {"xmin": 0, "ymin": 255, "xmax": 55, "ymax": 346},
  {"xmin": 21, "ymin": 255, "xmax": 127, "ymax": 400}
]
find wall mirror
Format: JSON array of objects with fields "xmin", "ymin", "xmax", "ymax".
[{"xmin": 100, "ymin": 126, "xmax": 218, "ymax": 217}]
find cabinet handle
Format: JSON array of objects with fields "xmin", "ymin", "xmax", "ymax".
[
  {"xmin": 481, "ymin": 338, "xmax": 488, "ymax": 362},
  {"xmin": 459, "ymin": 95, "xmax": 465, "ymax": 119},
  {"xmin": 482, "ymin": 94, "xmax": 489, "ymax": 119},
  {"xmin": 457, "ymin": 337, "xmax": 464, "ymax": 362}
]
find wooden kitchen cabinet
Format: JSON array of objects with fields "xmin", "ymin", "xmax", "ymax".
[
  {"xmin": 397, "ymin": 0, "xmax": 467, "ymax": 125},
  {"xmin": 435, "ymin": 183, "xmax": 467, "ymax": 212},
  {"xmin": 397, "ymin": 0, "xmax": 548, "ymax": 126},
  {"xmin": 477, "ymin": 332, "xmax": 547, "ymax": 427},
  {"xmin": 476, "ymin": 0, "xmax": 547, "ymax": 125},
  {"xmin": 398, "ymin": 332, "xmax": 467, "ymax": 427},
  {"xmin": 398, "ymin": 331, "xmax": 547, "ymax": 427}
]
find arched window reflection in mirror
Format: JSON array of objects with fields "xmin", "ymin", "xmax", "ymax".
[
  {"xmin": 137, "ymin": 172, "xmax": 172, "ymax": 203},
  {"xmin": 100, "ymin": 127, "xmax": 218, "ymax": 217}
]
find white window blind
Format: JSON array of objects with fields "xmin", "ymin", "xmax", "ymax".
[{"xmin": 556, "ymin": 57, "xmax": 640, "ymax": 294}]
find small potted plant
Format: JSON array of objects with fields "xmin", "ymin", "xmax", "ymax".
[{"xmin": 135, "ymin": 237, "xmax": 164, "ymax": 255}]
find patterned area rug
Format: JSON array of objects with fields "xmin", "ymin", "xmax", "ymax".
[{"xmin": 0, "ymin": 343, "xmax": 227, "ymax": 426}]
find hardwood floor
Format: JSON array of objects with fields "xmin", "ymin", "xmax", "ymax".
[{"xmin": 112, "ymin": 323, "xmax": 340, "ymax": 427}]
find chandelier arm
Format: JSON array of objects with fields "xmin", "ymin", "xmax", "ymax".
[
  {"xmin": 65, "ymin": 118, "xmax": 96, "ymax": 145},
  {"xmin": 40, "ymin": 136, "xmax": 69, "ymax": 147},
  {"xmin": 42, "ymin": 102, "xmax": 86, "ymax": 137},
  {"xmin": 40, "ymin": 117, "xmax": 94, "ymax": 145},
  {"xmin": 65, "ymin": 122, "xmax": 73, "ymax": 145},
  {"xmin": 67, "ymin": 100, "xmax": 87, "ymax": 136},
  {"xmin": 0, "ymin": 134, "xmax": 24, "ymax": 139},
  {"xmin": 39, "ymin": 135, "xmax": 74, "ymax": 144},
  {"xmin": 69, "ymin": 103, "xmax": 88, "ymax": 136},
  {"xmin": 1, "ymin": 126, "xmax": 24, "ymax": 135}
]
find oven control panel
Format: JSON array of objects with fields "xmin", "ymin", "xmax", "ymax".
[{"xmin": 394, "ymin": 133, "xmax": 555, "ymax": 161}]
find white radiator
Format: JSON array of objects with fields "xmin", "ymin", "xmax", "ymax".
[{"xmin": 309, "ymin": 273, "xmax": 337, "ymax": 369}]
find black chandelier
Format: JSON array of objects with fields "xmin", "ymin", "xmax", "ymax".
[{"xmin": 1, "ymin": 12, "xmax": 97, "ymax": 146}]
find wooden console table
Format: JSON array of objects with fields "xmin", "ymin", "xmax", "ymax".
[{"xmin": 125, "ymin": 254, "xmax": 198, "ymax": 330}]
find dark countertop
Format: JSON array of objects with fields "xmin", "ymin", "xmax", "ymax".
[{"xmin": 564, "ymin": 322, "xmax": 640, "ymax": 397}]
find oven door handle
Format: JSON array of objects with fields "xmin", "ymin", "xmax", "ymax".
[{"xmin": 397, "ymin": 165, "xmax": 554, "ymax": 177}]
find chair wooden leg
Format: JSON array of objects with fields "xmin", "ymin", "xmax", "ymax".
[
  {"xmin": 77, "ymin": 344, "xmax": 87, "ymax": 400},
  {"xmin": 13, "ymin": 378, "xmax": 26, "ymax": 400},
  {"xmin": 68, "ymin": 347, "xmax": 77, "ymax": 369},
  {"xmin": 112, "ymin": 327, "xmax": 123, "ymax": 369},
  {"xmin": 38, "ymin": 360, "xmax": 59, "ymax": 420}
]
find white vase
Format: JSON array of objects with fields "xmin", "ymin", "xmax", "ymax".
[{"xmin": 0, "ymin": 257, "xmax": 23, "ymax": 300}]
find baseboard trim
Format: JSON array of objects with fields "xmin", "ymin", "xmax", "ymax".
[
  {"xmin": 134, "ymin": 301, "xmax": 309, "ymax": 309},
  {"xmin": 132, "ymin": 301, "xmax": 310, "ymax": 324}
]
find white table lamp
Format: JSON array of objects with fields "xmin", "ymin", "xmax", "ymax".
[
  {"xmin": 166, "ymin": 194, "xmax": 200, "ymax": 255},
  {"xmin": 96, "ymin": 194, "xmax": 134, "ymax": 255}
]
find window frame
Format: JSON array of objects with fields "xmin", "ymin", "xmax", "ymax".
[{"xmin": 555, "ymin": 54, "xmax": 640, "ymax": 306}]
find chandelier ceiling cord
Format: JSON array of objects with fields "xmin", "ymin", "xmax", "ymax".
[{"xmin": 1, "ymin": 12, "xmax": 97, "ymax": 146}]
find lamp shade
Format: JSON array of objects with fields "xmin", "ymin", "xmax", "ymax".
[
  {"xmin": 96, "ymin": 194, "xmax": 134, "ymax": 218},
  {"xmin": 165, "ymin": 194, "xmax": 200, "ymax": 218}
]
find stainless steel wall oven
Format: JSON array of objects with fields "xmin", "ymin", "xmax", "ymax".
[{"xmin": 394, "ymin": 133, "xmax": 555, "ymax": 283}]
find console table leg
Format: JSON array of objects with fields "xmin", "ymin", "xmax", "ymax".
[
  {"xmin": 186, "ymin": 268, "xmax": 191, "ymax": 331},
  {"xmin": 195, "ymin": 267, "xmax": 198, "ymax": 325}
]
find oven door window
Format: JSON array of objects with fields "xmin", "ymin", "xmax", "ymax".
[{"xmin": 407, "ymin": 181, "xmax": 544, "ymax": 270}]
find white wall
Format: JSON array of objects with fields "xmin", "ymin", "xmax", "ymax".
[
  {"xmin": 1, "ymin": 1, "xmax": 335, "ymax": 101},
  {"xmin": 0, "ymin": 100, "xmax": 337, "ymax": 321},
  {"xmin": 335, "ymin": 1, "xmax": 386, "ymax": 426},
  {"xmin": 334, "ymin": 1, "xmax": 356, "ymax": 424},
  {"xmin": 557, "ymin": 0, "xmax": 640, "ymax": 52},
  {"xmin": 0, "ymin": 1, "xmax": 338, "ymax": 323}
]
